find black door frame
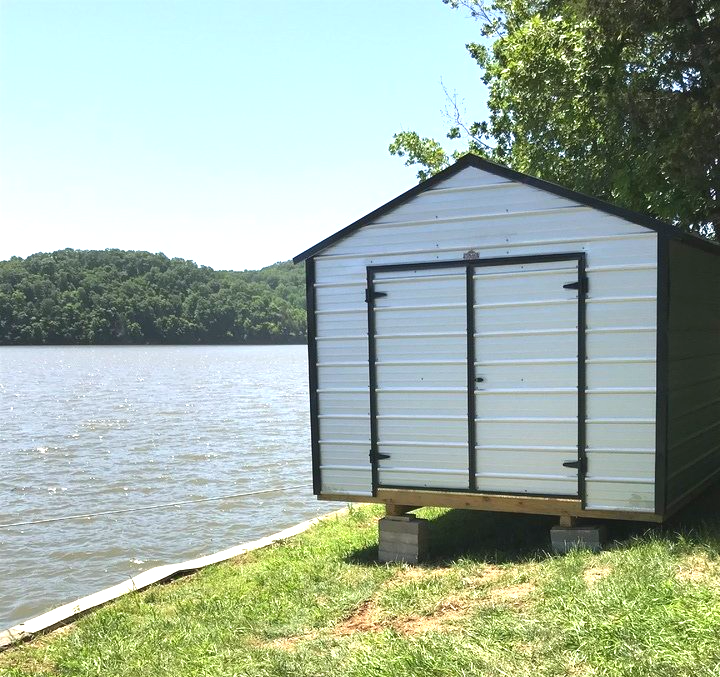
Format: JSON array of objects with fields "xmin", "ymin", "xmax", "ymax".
[{"xmin": 367, "ymin": 252, "xmax": 587, "ymax": 504}]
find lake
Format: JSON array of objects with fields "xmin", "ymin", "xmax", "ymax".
[{"xmin": 0, "ymin": 345, "xmax": 335, "ymax": 630}]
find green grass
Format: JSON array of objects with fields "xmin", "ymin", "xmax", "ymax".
[{"xmin": 3, "ymin": 490, "xmax": 720, "ymax": 677}]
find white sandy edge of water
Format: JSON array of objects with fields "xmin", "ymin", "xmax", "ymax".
[{"xmin": 0, "ymin": 506, "xmax": 349, "ymax": 650}]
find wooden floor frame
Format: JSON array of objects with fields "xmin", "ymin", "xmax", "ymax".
[{"xmin": 319, "ymin": 489, "xmax": 664, "ymax": 523}]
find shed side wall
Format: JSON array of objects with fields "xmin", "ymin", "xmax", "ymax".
[
  {"xmin": 313, "ymin": 165, "xmax": 658, "ymax": 512},
  {"xmin": 666, "ymin": 240, "xmax": 720, "ymax": 512}
]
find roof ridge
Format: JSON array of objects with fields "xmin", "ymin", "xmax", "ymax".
[{"xmin": 293, "ymin": 154, "xmax": 719, "ymax": 263}]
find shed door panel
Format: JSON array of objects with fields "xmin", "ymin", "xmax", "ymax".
[
  {"xmin": 473, "ymin": 260, "xmax": 580, "ymax": 496},
  {"xmin": 372, "ymin": 268, "xmax": 469, "ymax": 490}
]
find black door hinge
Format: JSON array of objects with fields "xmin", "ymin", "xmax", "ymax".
[
  {"xmin": 365, "ymin": 289, "xmax": 388, "ymax": 303},
  {"xmin": 370, "ymin": 449, "xmax": 391, "ymax": 461},
  {"xmin": 562, "ymin": 458, "xmax": 587, "ymax": 472},
  {"xmin": 563, "ymin": 276, "xmax": 589, "ymax": 294}
]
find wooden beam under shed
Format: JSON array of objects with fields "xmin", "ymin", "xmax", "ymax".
[
  {"xmin": 385, "ymin": 503, "xmax": 418, "ymax": 517},
  {"xmin": 378, "ymin": 488, "xmax": 580, "ymax": 518},
  {"xmin": 317, "ymin": 490, "xmax": 663, "ymax": 523}
]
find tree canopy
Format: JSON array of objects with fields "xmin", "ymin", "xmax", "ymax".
[
  {"xmin": 390, "ymin": 0, "xmax": 719, "ymax": 238},
  {"xmin": 0, "ymin": 249, "xmax": 306, "ymax": 345}
]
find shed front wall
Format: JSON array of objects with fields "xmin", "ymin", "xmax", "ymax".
[{"xmin": 312, "ymin": 165, "xmax": 658, "ymax": 513}]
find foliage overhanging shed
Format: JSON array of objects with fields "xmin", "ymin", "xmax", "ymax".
[{"xmin": 294, "ymin": 155, "xmax": 720, "ymax": 522}]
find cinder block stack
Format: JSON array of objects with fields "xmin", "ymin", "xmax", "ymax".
[
  {"xmin": 378, "ymin": 515, "xmax": 429, "ymax": 564},
  {"xmin": 550, "ymin": 525, "xmax": 607, "ymax": 553}
]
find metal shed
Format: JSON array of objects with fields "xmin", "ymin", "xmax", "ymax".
[{"xmin": 294, "ymin": 155, "xmax": 720, "ymax": 525}]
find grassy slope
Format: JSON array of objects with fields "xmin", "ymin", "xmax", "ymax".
[{"xmin": 3, "ymin": 489, "xmax": 720, "ymax": 677}]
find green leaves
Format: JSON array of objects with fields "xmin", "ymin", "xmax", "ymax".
[
  {"xmin": 0, "ymin": 250, "xmax": 307, "ymax": 345},
  {"xmin": 391, "ymin": 0, "xmax": 720, "ymax": 238},
  {"xmin": 388, "ymin": 132, "xmax": 451, "ymax": 182}
]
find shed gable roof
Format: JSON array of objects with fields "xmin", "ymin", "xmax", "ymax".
[{"xmin": 293, "ymin": 154, "xmax": 718, "ymax": 263}]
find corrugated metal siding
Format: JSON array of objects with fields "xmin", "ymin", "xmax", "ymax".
[
  {"xmin": 373, "ymin": 268, "xmax": 469, "ymax": 490},
  {"xmin": 666, "ymin": 241, "xmax": 720, "ymax": 511},
  {"xmin": 473, "ymin": 260, "xmax": 579, "ymax": 496},
  {"xmin": 313, "ymin": 166, "xmax": 657, "ymax": 510}
]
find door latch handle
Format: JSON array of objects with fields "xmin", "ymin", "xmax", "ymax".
[
  {"xmin": 365, "ymin": 289, "xmax": 388, "ymax": 303},
  {"xmin": 563, "ymin": 276, "xmax": 588, "ymax": 293}
]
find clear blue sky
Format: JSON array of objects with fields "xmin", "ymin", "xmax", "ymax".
[{"xmin": 0, "ymin": 0, "xmax": 488, "ymax": 271}]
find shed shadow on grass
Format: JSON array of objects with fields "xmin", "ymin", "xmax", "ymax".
[
  {"xmin": 424, "ymin": 509, "xmax": 556, "ymax": 564},
  {"xmin": 346, "ymin": 510, "xmax": 560, "ymax": 566},
  {"xmin": 345, "ymin": 479, "xmax": 720, "ymax": 566},
  {"xmin": 661, "ymin": 480, "xmax": 720, "ymax": 544}
]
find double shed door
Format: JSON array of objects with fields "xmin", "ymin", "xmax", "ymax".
[{"xmin": 368, "ymin": 254, "xmax": 585, "ymax": 498}]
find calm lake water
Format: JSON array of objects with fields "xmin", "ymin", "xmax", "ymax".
[{"xmin": 0, "ymin": 345, "xmax": 335, "ymax": 630}]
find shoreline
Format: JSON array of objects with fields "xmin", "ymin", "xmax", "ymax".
[
  {"xmin": 4, "ymin": 502, "xmax": 720, "ymax": 676},
  {"xmin": 0, "ymin": 507, "xmax": 347, "ymax": 651}
]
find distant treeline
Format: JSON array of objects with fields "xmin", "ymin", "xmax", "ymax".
[{"xmin": 0, "ymin": 249, "xmax": 306, "ymax": 345}]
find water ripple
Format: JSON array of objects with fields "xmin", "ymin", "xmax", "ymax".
[{"xmin": 0, "ymin": 345, "xmax": 328, "ymax": 629}]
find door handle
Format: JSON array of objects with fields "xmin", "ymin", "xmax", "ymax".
[{"xmin": 370, "ymin": 450, "xmax": 391, "ymax": 461}]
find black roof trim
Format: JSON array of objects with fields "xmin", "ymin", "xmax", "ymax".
[{"xmin": 293, "ymin": 154, "xmax": 720, "ymax": 263}]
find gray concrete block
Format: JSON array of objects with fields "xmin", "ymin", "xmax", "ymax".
[
  {"xmin": 551, "ymin": 525, "xmax": 607, "ymax": 553},
  {"xmin": 379, "ymin": 519, "xmax": 425, "ymax": 535},
  {"xmin": 380, "ymin": 531, "xmax": 429, "ymax": 547},
  {"xmin": 378, "ymin": 540, "xmax": 424, "ymax": 556},
  {"xmin": 378, "ymin": 516, "xmax": 429, "ymax": 564}
]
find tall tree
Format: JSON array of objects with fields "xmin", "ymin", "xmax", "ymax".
[{"xmin": 390, "ymin": 0, "xmax": 720, "ymax": 237}]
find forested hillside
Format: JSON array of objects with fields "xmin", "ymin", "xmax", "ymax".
[{"xmin": 0, "ymin": 249, "xmax": 306, "ymax": 344}]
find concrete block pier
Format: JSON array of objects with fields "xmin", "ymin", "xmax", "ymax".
[
  {"xmin": 378, "ymin": 515, "xmax": 429, "ymax": 564},
  {"xmin": 551, "ymin": 516, "xmax": 606, "ymax": 553}
]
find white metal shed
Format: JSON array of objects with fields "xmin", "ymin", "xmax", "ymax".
[{"xmin": 294, "ymin": 155, "xmax": 720, "ymax": 523}]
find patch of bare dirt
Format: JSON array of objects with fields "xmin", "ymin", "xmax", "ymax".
[
  {"xmin": 333, "ymin": 565, "xmax": 454, "ymax": 634},
  {"xmin": 676, "ymin": 555, "xmax": 715, "ymax": 583},
  {"xmin": 269, "ymin": 565, "xmax": 509, "ymax": 646},
  {"xmin": 393, "ymin": 596, "xmax": 469, "ymax": 635},
  {"xmin": 333, "ymin": 599, "xmax": 382, "ymax": 635},
  {"xmin": 332, "ymin": 567, "xmax": 530, "ymax": 638},
  {"xmin": 487, "ymin": 582, "xmax": 535, "ymax": 606},
  {"xmin": 583, "ymin": 567, "xmax": 611, "ymax": 586},
  {"xmin": 333, "ymin": 583, "xmax": 474, "ymax": 638}
]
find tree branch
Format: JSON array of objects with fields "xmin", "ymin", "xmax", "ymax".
[{"xmin": 441, "ymin": 79, "xmax": 494, "ymax": 151}]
